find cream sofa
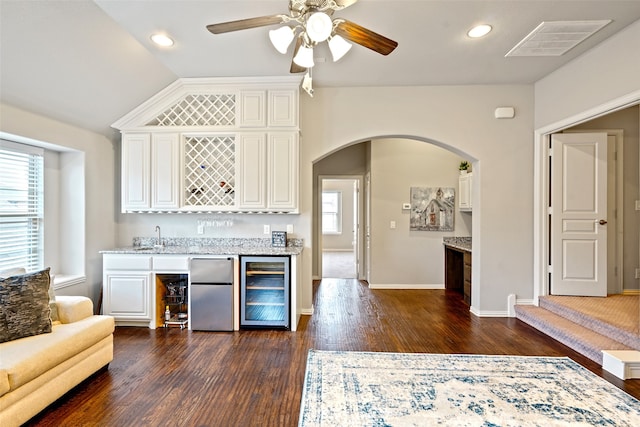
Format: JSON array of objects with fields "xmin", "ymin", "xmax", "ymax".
[{"xmin": 0, "ymin": 296, "xmax": 115, "ymax": 427}]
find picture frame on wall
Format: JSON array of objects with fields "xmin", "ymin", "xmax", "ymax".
[{"xmin": 409, "ymin": 187, "xmax": 455, "ymax": 231}]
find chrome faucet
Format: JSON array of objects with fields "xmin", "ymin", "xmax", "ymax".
[{"xmin": 154, "ymin": 226, "xmax": 163, "ymax": 248}]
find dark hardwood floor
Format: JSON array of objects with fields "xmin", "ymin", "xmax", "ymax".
[{"xmin": 27, "ymin": 279, "xmax": 640, "ymax": 426}]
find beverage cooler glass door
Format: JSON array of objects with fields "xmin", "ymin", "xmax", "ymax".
[{"xmin": 240, "ymin": 256, "xmax": 290, "ymax": 328}]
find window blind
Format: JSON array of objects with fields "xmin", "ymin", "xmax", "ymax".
[{"xmin": 0, "ymin": 141, "xmax": 44, "ymax": 272}]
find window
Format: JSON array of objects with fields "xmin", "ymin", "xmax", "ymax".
[
  {"xmin": 0, "ymin": 140, "xmax": 44, "ymax": 272},
  {"xmin": 322, "ymin": 191, "xmax": 342, "ymax": 234}
]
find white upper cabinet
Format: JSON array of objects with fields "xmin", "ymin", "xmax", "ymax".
[
  {"xmin": 239, "ymin": 90, "xmax": 266, "ymax": 128},
  {"xmin": 236, "ymin": 133, "xmax": 267, "ymax": 209},
  {"xmin": 236, "ymin": 132, "xmax": 299, "ymax": 212},
  {"xmin": 268, "ymin": 132, "xmax": 298, "ymax": 211},
  {"xmin": 113, "ymin": 77, "xmax": 300, "ymax": 213},
  {"xmin": 459, "ymin": 172, "xmax": 473, "ymax": 211},
  {"xmin": 151, "ymin": 133, "xmax": 181, "ymax": 210},
  {"xmin": 268, "ymin": 89, "xmax": 298, "ymax": 127},
  {"xmin": 122, "ymin": 133, "xmax": 150, "ymax": 212},
  {"xmin": 121, "ymin": 133, "xmax": 181, "ymax": 212}
]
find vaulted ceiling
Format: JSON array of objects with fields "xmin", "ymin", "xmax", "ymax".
[{"xmin": 1, "ymin": 1, "xmax": 639, "ymax": 136}]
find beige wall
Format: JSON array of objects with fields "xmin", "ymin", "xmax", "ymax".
[
  {"xmin": 369, "ymin": 139, "xmax": 469, "ymax": 286},
  {"xmin": 534, "ymin": 20, "xmax": 640, "ymax": 129},
  {"xmin": 300, "ymin": 85, "xmax": 535, "ymax": 315},
  {"xmin": 0, "ymin": 103, "xmax": 116, "ymax": 304}
]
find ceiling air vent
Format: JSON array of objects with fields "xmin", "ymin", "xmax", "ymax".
[{"xmin": 505, "ymin": 20, "xmax": 611, "ymax": 57}]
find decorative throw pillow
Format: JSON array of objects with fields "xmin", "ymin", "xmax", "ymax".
[{"xmin": 0, "ymin": 268, "xmax": 52, "ymax": 343}]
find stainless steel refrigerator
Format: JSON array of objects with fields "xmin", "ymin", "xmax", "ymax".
[{"xmin": 190, "ymin": 257, "xmax": 234, "ymax": 331}]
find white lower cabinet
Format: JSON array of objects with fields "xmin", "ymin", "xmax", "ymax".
[
  {"xmin": 103, "ymin": 254, "xmax": 154, "ymax": 327},
  {"xmin": 103, "ymin": 272, "xmax": 153, "ymax": 325}
]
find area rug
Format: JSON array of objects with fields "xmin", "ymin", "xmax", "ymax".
[{"xmin": 299, "ymin": 350, "xmax": 640, "ymax": 426}]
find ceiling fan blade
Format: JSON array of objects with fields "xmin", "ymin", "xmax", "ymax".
[
  {"xmin": 334, "ymin": 19, "xmax": 398, "ymax": 56},
  {"xmin": 334, "ymin": 0, "xmax": 359, "ymax": 8},
  {"xmin": 206, "ymin": 15, "xmax": 286, "ymax": 34},
  {"xmin": 289, "ymin": 37, "xmax": 307, "ymax": 73}
]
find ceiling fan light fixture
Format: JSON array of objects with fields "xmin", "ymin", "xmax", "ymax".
[
  {"xmin": 150, "ymin": 33, "xmax": 174, "ymax": 47},
  {"xmin": 269, "ymin": 26, "xmax": 295, "ymax": 54},
  {"xmin": 467, "ymin": 24, "xmax": 492, "ymax": 38},
  {"xmin": 302, "ymin": 71, "xmax": 314, "ymax": 97},
  {"xmin": 293, "ymin": 44, "xmax": 315, "ymax": 68},
  {"xmin": 305, "ymin": 12, "xmax": 333, "ymax": 43},
  {"xmin": 328, "ymin": 34, "xmax": 352, "ymax": 62}
]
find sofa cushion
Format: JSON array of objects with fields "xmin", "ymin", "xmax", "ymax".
[
  {"xmin": 48, "ymin": 276, "xmax": 59, "ymax": 324},
  {"xmin": 0, "ymin": 268, "xmax": 52, "ymax": 343},
  {"xmin": 0, "ymin": 369, "xmax": 9, "ymax": 396},
  {"xmin": 0, "ymin": 314, "xmax": 114, "ymax": 391}
]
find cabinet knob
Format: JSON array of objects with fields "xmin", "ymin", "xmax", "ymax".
[{"xmin": 598, "ymin": 219, "xmax": 607, "ymax": 225}]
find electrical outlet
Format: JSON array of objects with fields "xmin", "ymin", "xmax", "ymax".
[
  {"xmin": 636, "ymin": 268, "xmax": 640, "ymax": 279},
  {"xmin": 263, "ymin": 224, "xmax": 270, "ymax": 234},
  {"xmin": 390, "ymin": 221, "xmax": 396, "ymax": 229},
  {"xmin": 286, "ymin": 224, "xmax": 294, "ymax": 233},
  {"xmin": 197, "ymin": 224, "xmax": 204, "ymax": 235}
]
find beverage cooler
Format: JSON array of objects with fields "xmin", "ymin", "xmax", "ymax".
[{"xmin": 240, "ymin": 256, "xmax": 290, "ymax": 329}]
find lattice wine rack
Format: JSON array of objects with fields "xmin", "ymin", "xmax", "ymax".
[
  {"xmin": 184, "ymin": 136, "xmax": 236, "ymax": 207},
  {"xmin": 146, "ymin": 94, "xmax": 236, "ymax": 127}
]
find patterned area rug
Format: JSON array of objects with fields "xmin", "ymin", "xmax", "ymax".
[{"xmin": 299, "ymin": 350, "xmax": 640, "ymax": 426}]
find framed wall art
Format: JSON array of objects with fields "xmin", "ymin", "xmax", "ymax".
[{"xmin": 409, "ymin": 187, "xmax": 455, "ymax": 231}]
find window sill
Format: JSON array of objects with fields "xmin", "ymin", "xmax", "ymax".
[{"xmin": 53, "ymin": 274, "xmax": 85, "ymax": 290}]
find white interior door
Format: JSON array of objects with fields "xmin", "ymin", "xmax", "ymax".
[{"xmin": 551, "ymin": 132, "xmax": 607, "ymax": 296}]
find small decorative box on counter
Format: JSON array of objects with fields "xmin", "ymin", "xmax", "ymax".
[{"xmin": 271, "ymin": 231, "xmax": 287, "ymax": 248}]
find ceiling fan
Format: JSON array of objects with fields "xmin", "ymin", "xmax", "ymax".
[{"xmin": 206, "ymin": 0, "xmax": 398, "ymax": 96}]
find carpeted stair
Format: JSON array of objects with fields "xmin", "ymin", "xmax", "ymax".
[{"xmin": 515, "ymin": 296, "xmax": 638, "ymax": 365}]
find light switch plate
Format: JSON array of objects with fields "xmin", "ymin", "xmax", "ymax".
[
  {"xmin": 286, "ymin": 224, "xmax": 294, "ymax": 233},
  {"xmin": 402, "ymin": 203, "xmax": 411, "ymax": 210},
  {"xmin": 263, "ymin": 224, "xmax": 270, "ymax": 234}
]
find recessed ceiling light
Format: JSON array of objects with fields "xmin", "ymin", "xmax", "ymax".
[
  {"xmin": 467, "ymin": 24, "xmax": 492, "ymax": 38},
  {"xmin": 151, "ymin": 33, "xmax": 174, "ymax": 47}
]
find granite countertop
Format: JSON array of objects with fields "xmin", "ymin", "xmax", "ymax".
[
  {"xmin": 443, "ymin": 237, "xmax": 472, "ymax": 252},
  {"xmin": 100, "ymin": 237, "xmax": 304, "ymax": 256}
]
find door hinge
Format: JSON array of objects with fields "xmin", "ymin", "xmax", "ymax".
[
  {"xmin": 547, "ymin": 265, "xmax": 553, "ymax": 274},
  {"xmin": 547, "ymin": 207, "xmax": 552, "ymax": 215}
]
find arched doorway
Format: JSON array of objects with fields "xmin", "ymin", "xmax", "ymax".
[{"xmin": 312, "ymin": 137, "xmax": 475, "ymax": 288}]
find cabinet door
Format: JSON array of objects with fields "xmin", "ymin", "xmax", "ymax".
[
  {"xmin": 268, "ymin": 132, "xmax": 298, "ymax": 211},
  {"xmin": 268, "ymin": 90, "xmax": 298, "ymax": 127},
  {"xmin": 236, "ymin": 133, "xmax": 266, "ymax": 209},
  {"xmin": 103, "ymin": 272, "xmax": 152, "ymax": 320},
  {"xmin": 459, "ymin": 173, "xmax": 472, "ymax": 211},
  {"xmin": 121, "ymin": 133, "xmax": 150, "ymax": 212},
  {"xmin": 151, "ymin": 133, "xmax": 181, "ymax": 210},
  {"xmin": 239, "ymin": 91, "xmax": 266, "ymax": 128}
]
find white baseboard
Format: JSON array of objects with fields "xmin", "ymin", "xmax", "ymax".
[
  {"xmin": 470, "ymin": 306, "xmax": 509, "ymax": 317},
  {"xmin": 300, "ymin": 306, "xmax": 314, "ymax": 316},
  {"xmin": 367, "ymin": 283, "xmax": 445, "ymax": 290}
]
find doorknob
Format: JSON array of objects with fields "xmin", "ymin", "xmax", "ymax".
[{"xmin": 598, "ymin": 219, "xmax": 607, "ymax": 225}]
